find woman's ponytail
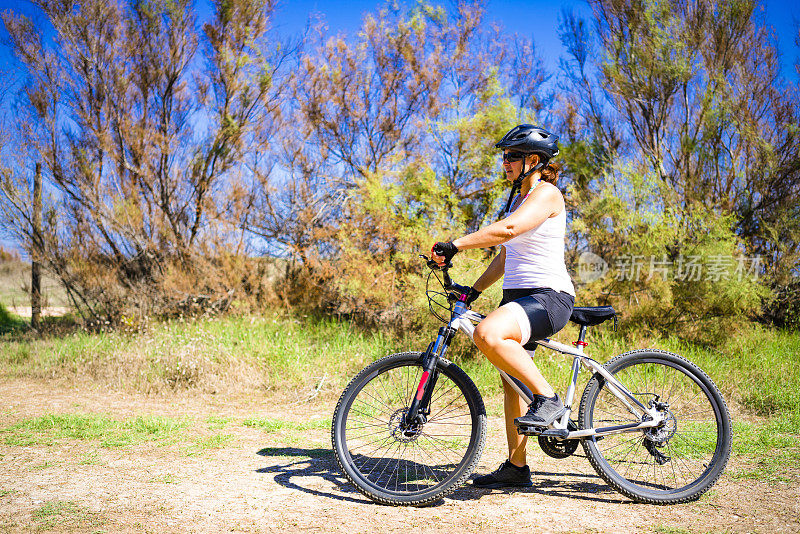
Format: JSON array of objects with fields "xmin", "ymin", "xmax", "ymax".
[{"xmin": 540, "ymin": 161, "xmax": 561, "ymax": 185}]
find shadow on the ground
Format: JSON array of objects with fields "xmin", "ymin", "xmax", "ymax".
[
  {"xmin": 448, "ymin": 469, "xmax": 628, "ymax": 505},
  {"xmin": 256, "ymin": 446, "xmax": 373, "ymax": 505},
  {"xmin": 257, "ymin": 447, "xmax": 627, "ymax": 506}
]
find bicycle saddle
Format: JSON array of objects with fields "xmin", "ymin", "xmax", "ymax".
[{"xmin": 570, "ymin": 306, "xmax": 616, "ymax": 327}]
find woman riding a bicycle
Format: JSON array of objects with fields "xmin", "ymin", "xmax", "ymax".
[
  {"xmin": 431, "ymin": 124, "xmax": 575, "ymax": 489},
  {"xmin": 333, "ymin": 123, "xmax": 730, "ymax": 505}
]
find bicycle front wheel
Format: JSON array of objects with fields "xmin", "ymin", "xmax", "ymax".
[
  {"xmin": 331, "ymin": 352, "xmax": 487, "ymax": 506},
  {"xmin": 579, "ymin": 350, "xmax": 731, "ymax": 504}
]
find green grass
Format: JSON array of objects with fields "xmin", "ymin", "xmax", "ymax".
[
  {"xmin": 653, "ymin": 527, "xmax": 693, "ymax": 534},
  {"xmin": 1, "ymin": 310, "xmax": 798, "ymax": 482},
  {"xmin": 243, "ymin": 417, "xmax": 332, "ymax": 433},
  {"xmin": 0, "ymin": 311, "xmax": 405, "ymax": 392},
  {"xmin": 205, "ymin": 415, "xmax": 231, "ymax": 430},
  {"xmin": 0, "ymin": 303, "xmax": 26, "ymax": 334},
  {"xmin": 183, "ymin": 433, "xmax": 236, "ymax": 456},
  {"xmin": 194, "ymin": 433, "xmax": 234, "ymax": 448},
  {"xmin": 1, "ymin": 413, "xmax": 188, "ymax": 448},
  {"xmin": 30, "ymin": 500, "xmax": 106, "ymax": 531},
  {"xmin": 29, "ymin": 460, "xmax": 59, "ymax": 470},
  {"xmin": 729, "ymin": 416, "xmax": 800, "ymax": 481},
  {"xmin": 79, "ymin": 450, "xmax": 102, "ymax": 465}
]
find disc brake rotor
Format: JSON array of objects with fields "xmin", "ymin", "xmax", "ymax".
[{"xmin": 388, "ymin": 408, "xmax": 422, "ymax": 443}]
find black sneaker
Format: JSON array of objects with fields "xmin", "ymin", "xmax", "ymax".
[
  {"xmin": 472, "ymin": 460, "xmax": 532, "ymax": 489},
  {"xmin": 514, "ymin": 394, "xmax": 567, "ymax": 431}
]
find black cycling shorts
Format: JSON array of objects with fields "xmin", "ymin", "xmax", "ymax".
[{"xmin": 499, "ymin": 288, "xmax": 575, "ymax": 351}]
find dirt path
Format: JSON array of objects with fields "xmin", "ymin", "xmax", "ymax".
[{"xmin": 1, "ymin": 378, "xmax": 798, "ymax": 533}]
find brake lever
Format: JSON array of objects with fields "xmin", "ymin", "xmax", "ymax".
[
  {"xmin": 419, "ymin": 254, "xmax": 453, "ymax": 289},
  {"xmin": 419, "ymin": 254, "xmax": 452, "ymax": 271}
]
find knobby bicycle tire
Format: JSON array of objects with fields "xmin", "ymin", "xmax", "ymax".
[
  {"xmin": 578, "ymin": 349, "xmax": 731, "ymax": 504},
  {"xmin": 331, "ymin": 352, "xmax": 487, "ymax": 506}
]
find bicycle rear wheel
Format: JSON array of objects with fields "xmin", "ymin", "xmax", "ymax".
[
  {"xmin": 579, "ymin": 349, "xmax": 731, "ymax": 504},
  {"xmin": 331, "ymin": 352, "xmax": 486, "ymax": 506}
]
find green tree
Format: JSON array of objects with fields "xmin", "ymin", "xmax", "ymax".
[
  {"xmin": 245, "ymin": 1, "xmax": 550, "ymax": 324},
  {"xmin": 557, "ymin": 0, "xmax": 799, "ymax": 337}
]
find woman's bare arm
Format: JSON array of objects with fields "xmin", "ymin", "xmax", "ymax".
[
  {"xmin": 451, "ymin": 183, "xmax": 562, "ymax": 251},
  {"xmin": 473, "ymin": 247, "xmax": 505, "ymax": 292}
]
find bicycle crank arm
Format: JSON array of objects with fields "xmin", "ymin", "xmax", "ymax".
[
  {"xmin": 516, "ymin": 426, "xmax": 571, "ymax": 438},
  {"xmin": 565, "ymin": 418, "xmax": 663, "ymax": 440}
]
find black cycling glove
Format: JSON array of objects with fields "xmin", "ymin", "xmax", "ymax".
[
  {"xmin": 465, "ymin": 287, "xmax": 481, "ymax": 306},
  {"xmin": 450, "ymin": 283, "xmax": 482, "ymax": 306},
  {"xmin": 432, "ymin": 241, "xmax": 459, "ymax": 265}
]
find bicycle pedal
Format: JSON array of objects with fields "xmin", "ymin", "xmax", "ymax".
[{"xmin": 514, "ymin": 423, "xmax": 547, "ymax": 436}]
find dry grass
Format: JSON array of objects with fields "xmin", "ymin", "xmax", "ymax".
[{"xmin": 0, "ymin": 260, "xmax": 70, "ymax": 310}]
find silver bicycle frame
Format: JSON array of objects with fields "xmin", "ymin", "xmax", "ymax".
[{"xmin": 447, "ymin": 301, "xmax": 664, "ymax": 439}]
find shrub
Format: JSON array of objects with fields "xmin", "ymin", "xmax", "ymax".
[
  {"xmin": 0, "ymin": 302, "xmax": 26, "ymax": 334},
  {"xmin": 570, "ymin": 166, "xmax": 767, "ymax": 345}
]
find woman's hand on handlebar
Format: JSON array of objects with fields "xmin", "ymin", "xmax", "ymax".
[
  {"xmin": 449, "ymin": 283, "xmax": 482, "ymax": 307},
  {"xmin": 431, "ymin": 241, "xmax": 459, "ymax": 268}
]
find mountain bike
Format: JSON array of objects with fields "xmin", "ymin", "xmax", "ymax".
[{"xmin": 331, "ymin": 257, "xmax": 732, "ymax": 506}]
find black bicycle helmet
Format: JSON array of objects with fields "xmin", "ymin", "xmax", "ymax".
[
  {"xmin": 496, "ymin": 124, "xmax": 561, "ymax": 216},
  {"xmin": 495, "ymin": 124, "xmax": 559, "ymax": 160}
]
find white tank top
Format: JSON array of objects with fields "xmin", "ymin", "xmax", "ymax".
[{"xmin": 503, "ymin": 191, "xmax": 576, "ymax": 296}]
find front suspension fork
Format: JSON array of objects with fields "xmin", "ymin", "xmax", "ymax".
[{"xmin": 404, "ymin": 326, "xmax": 455, "ymax": 426}]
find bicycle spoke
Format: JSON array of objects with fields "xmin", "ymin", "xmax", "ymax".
[{"xmin": 427, "ymin": 393, "xmax": 467, "ymax": 421}]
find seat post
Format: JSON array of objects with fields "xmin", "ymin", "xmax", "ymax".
[
  {"xmin": 578, "ymin": 325, "xmax": 587, "ymax": 342},
  {"xmin": 573, "ymin": 325, "xmax": 589, "ymax": 350}
]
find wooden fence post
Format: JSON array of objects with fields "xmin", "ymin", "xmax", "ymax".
[{"xmin": 31, "ymin": 162, "xmax": 41, "ymax": 328}]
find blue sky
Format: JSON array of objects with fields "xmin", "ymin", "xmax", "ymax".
[
  {"xmin": 269, "ymin": 0, "xmax": 799, "ymax": 79},
  {"xmin": 1, "ymin": 0, "xmax": 797, "ymax": 79},
  {"xmin": 270, "ymin": 0, "xmax": 592, "ymax": 76},
  {"xmin": 0, "ymin": 0, "xmax": 798, "ymax": 254},
  {"xmin": 270, "ymin": 0, "xmax": 798, "ymax": 80}
]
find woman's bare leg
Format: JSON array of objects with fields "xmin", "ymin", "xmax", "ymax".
[
  {"xmin": 473, "ymin": 306, "xmax": 555, "ymax": 397},
  {"xmin": 503, "ymin": 376, "xmax": 529, "ymax": 467}
]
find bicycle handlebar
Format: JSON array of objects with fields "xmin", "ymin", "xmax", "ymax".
[
  {"xmin": 420, "ymin": 254, "xmax": 453, "ymax": 289},
  {"xmin": 420, "ymin": 254, "xmax": 483, "ymax": 323}
]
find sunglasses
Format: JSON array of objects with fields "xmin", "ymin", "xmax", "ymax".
[{"xmin": 502, "ymin": 151, "xmax": 526, "ymax": 162}]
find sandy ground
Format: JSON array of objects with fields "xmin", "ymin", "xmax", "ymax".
[{"xmin": 1, "ymin": 378, "xmax": 798, "ymax": 533}]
